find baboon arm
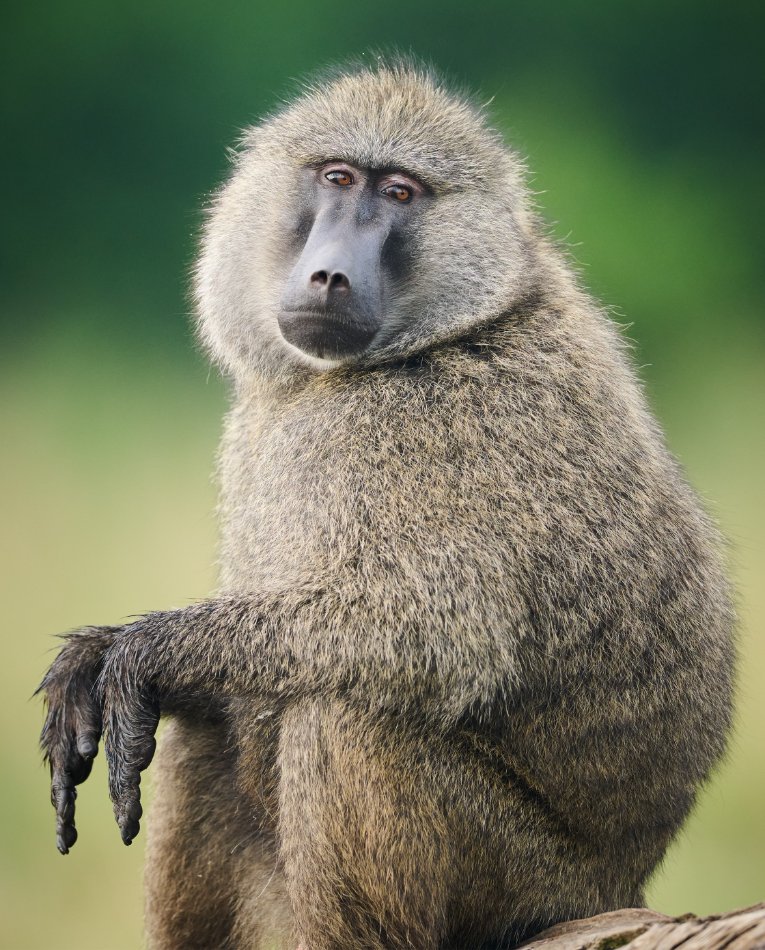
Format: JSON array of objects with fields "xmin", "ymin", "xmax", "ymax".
[{"xmin": 96, "ymin": 593, "xmax": 520, "ymax": 844}]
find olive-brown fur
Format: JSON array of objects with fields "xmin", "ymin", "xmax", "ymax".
[{"xmin": 39, "ymin": 60, "xmax": 735, "ymax": 950}]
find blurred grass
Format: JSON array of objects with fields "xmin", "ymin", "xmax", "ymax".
[
  {"xmin": 0, "ymin": 336, "xmax": 224, "ymax": 949},
  {"xmin": 1, "ymin": 1, "xmax": 763, "ymax": 945}
]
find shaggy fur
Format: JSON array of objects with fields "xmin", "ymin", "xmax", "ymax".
[{"xmin": 39, "ymin": 60, "xmax": 735, "ymax": 950}]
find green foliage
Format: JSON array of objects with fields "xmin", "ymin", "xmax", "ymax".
[{"xmin": 1, "ymin": 2, "xmax": 763, "ymax": 946}]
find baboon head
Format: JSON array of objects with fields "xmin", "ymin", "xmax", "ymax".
[{"xmin": 195, "ymin": 59, "xmax": 539, "ymax": 379}]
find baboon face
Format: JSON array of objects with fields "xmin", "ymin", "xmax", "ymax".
[
  {"xmin": 277, "ymin": 161, "xmax": 429, "ymax": 361},
  {"xmin": 195, "ymin": 64, "xmax": 536, "ymax": 378}
]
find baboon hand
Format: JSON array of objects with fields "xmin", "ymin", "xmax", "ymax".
[
  {"xmin": 98, "ymin": 623, "xmax": 161, "ymax": 846},
  {"xmin": 37, "ymin": 626, "xmax": 119, "ymax": 854}
]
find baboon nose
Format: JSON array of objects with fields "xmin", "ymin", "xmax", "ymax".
[{"xmin": 310, "ymin": 270, "xmax": 350, "ymax": 292}]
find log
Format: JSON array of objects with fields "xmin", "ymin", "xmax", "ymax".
[{"xmin": 518, "ymin": 903, "xmax": 765, "ymax": 950}]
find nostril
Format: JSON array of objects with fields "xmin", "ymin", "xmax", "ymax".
[{"xmin": 309, "ymin": 269, "xmax": 350, "ymax": 292}]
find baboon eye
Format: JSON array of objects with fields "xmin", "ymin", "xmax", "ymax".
[
  {"xmin": 325, "ymin": 170, "xmax": 354, "ymax": 187},
  {"xmin": 381, "ymin": 184, "xmax": 413, "ymax": 203}
]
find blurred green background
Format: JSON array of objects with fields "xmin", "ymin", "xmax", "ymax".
[{"xmin": 2, "ymin": 2, "xmax": 763, "ymax": 947}]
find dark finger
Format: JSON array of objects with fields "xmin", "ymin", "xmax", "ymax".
[
  {"xmin": 75, "ymin": 699, "xmax": 102, "ymax": 761},
  {"xmin": 76, "ymin": 733, "xmax": 99, "ymax": 759},
  {"xmin": 104, "ymin": 694, "xmax": 159, "ymax": 845},
  {"xmin": 51, "ymin": 772, "xmax": 78, "ymax": 854},
  {"xmin": 44, "ymin": 734, "xmax": 81, "ymax": 851},
  {"xmin": 43, "ymin": 697, "xmax": 100, "ymax": 852}
]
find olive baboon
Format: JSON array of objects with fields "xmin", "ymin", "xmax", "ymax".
[{"xmin": 38, "ymin": 61, "xmax": 735, "ymax": 950}]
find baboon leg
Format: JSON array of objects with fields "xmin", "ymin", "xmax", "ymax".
[
  {"xmin": 277, "ymin": 700, "xmax": 525, "ymax": 950},
  {"xmin": 146, "ymin": 714, "xmax": 298, "ymax": 950},
  {"xmin": 144, "ymin": 716, "xmax": 244, "ymax": 950},
  {"xmin": 232, "ymin": 850, "xmax": 298, "ymax": 950},
  {"xmin": 276, "ymin": 700, "xmax": 443, "ymax": 949}
]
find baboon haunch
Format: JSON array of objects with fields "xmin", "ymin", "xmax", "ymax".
[{"xmin": 38, "ymin": 61, "xmax": 735, "ymax": 950}]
